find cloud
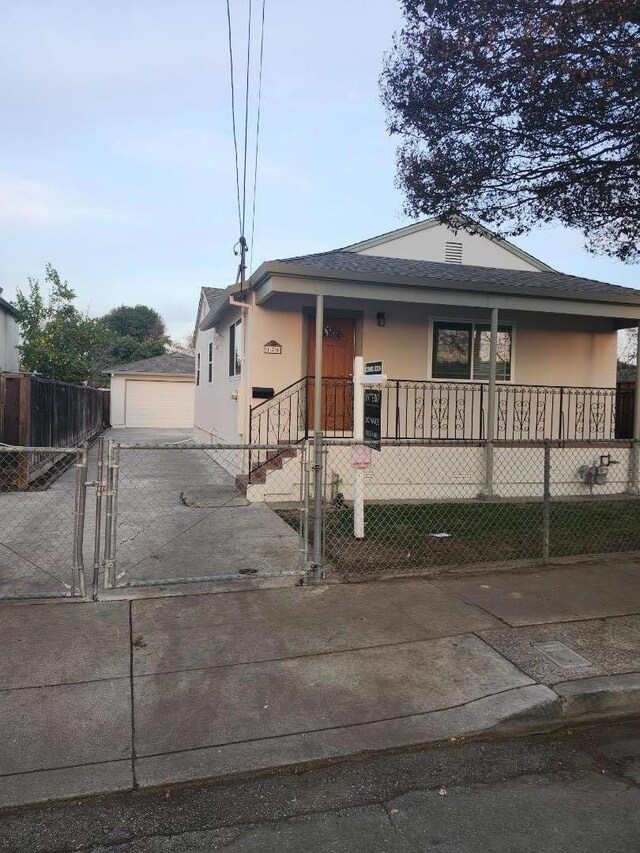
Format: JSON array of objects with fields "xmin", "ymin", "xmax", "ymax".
[{"xmin": 0, "ymin": 172, "xmax": 135, "ymax": 227}]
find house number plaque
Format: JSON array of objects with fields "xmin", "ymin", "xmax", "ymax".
[{"xmin": 263, "ymin": 340, "xmax": 283, "ymax": 354}]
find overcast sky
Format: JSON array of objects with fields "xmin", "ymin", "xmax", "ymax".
[{"xmin": 0, "ymin": 1, "xmax": 637, "ymax": 342}]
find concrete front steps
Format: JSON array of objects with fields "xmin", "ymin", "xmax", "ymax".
[{"xmin": 236, "ymin": 448, "xmax": 301, "ymax": 502}]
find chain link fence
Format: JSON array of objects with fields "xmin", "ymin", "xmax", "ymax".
[
  {"xmin": 2, "ymin": 436, "xmax": 640, "ymax": 599},
  {"xmin": 0, "ymin": 446, "xmax": 87, "ymax": 598},
  {"xmin": 276, "ymin": 439, "xmax": 640, "ymax": 580}
]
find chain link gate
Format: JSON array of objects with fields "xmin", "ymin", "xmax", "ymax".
[{"xmin": 86, "ymin": 439, "xmax": 309, "ymax": 597}]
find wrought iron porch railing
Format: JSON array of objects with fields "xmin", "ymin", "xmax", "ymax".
[
  {"xmin": 247, "ymin": 378, "xmax": 633, "ymax": 480},
  {"xmin": 248, "ymin": 376, "xmax": 354, "ymax": 475},
  {"xmin": 382, "ymin": 380, "xmax": 631, "ymax": 442}
]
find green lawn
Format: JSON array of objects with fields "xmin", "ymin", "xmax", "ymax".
[{"xmin": 277, "ymin": 499, "xmax": 640, "ymax": 576}]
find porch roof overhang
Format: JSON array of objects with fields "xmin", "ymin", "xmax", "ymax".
[
  {"xmin": 199, "ymin": 255, "xmax": 640, "ymax": 330},
  {"xmin": 253, "ymin": 268, "xmax": 640, "ymax": 326}
]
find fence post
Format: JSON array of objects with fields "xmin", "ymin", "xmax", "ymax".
[
  {"xmin": 300, "ymin": 443, "xmax": 311, "ymax": 575},
  {"xmin": 311, "ymin": 294, "xmax": 324, "ymax": 582},
  {"xmin": 72, "ymin": 447, "xmax": 88, "ymax": 597},
  {"xmin": 103, "ymin": 440, "xmax": 117, "ymax": 588},
  {"xmin": 92, "ymin": 438, "xmax": 105, "ymax": 599},
  {"xmin": 627, "ymin": 439, "xmax": 639, "ymax": 495},
  {"xmin": 542, "ymin": 440, "xmax": 551, "ymax": 564}
]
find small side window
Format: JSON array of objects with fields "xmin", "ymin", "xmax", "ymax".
[
  {"xmin": 229, "ymin": 319, "xmax": 242, "ymax": 377},
  {"xmin": 208, "ymin": 342, "xmax": 213, "ymax": 383},
  {"xmin": 196, "ymin": 352, "xmax": 201, "ymax": 386}
]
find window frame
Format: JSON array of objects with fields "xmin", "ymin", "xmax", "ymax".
[
  {"xmin": 429, "ymin": 318, "xmax": 514, "ymax": 382},
  {"xmin": 208, "ymin": 341, "xmax": 213, "ymax": 383},
  {"xmin": 196, "ymin": 351, "xmax": 201, "ymax": 386},
  {"xmin": 228, "ymin": 318, "xmax": 242, "ymax": 378}
]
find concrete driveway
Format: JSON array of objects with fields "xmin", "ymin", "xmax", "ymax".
[{"xmin": 0, "ymin": 428, "xmax": 301, "ymax": 597}]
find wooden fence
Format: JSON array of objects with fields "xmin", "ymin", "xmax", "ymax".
[{"xmin": 0, "ymin": 372, "xmax": 110, "ymax": 447}]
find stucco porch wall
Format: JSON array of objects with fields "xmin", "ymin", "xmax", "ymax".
[
  {"xmin": 245, "ymin": 444, "xmax": 632, "ymax": 503},
  {"xmin": 249, "ymin": 299, "xmax": 618, "ymax": 395}
]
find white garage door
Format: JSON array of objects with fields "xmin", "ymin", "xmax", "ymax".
[{"xmin": 125, "ymin": 380, "xmax": 194, "ymax": 428}]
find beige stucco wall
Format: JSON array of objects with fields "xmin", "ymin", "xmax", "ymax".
[
  {"xmin": 246, "ymin": 300, "xmax": 617, "ymax": 393},
  {"xmin": 250, "ymin": 300, "xmax": 305, "ymax": 393},
  {"xmin": 356, "ymin": 222, "xmax": 544, "ymax": 271},
  {"xmin": 244, "ymin": 442, "xmax": 632, "ymax": 503}
]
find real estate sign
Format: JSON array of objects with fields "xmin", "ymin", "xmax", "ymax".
[{"xmin": 363, "ymin": 388, "xmax": 382, "ymax": 449}]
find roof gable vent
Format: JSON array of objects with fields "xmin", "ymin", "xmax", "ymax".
[{"xmin": 445, "ymin": 241, "xmax": 463, "ymax": 264}]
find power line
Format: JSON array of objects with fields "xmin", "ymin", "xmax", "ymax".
[
  {"xmin": 225, "ymin": 0, "xmax": 267, "ymax": 285},
  {"xmin": 225, "ymin": 0, "xmax": 242, "ymax": 235},
  {"xmin": 249, "ymin": 0, "xmax": 267, "ymax": 271},
  {"xmin": 240, "ymin": 0, "xmax": 253, "ymax": 240}
]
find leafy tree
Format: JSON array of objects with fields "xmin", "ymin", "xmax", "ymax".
[
  {"xmin": 15, "ymin": 265, "xmax": 111, "ymax": 385},
  {"xmin": 381, "ymin": 0, "xmax": 640, "ymax": 261},
  {"xmin": 102, "ymin": 304, "xmax": 167, "ymax": 342},
  {"xmin": 101, "ymin": 304, "xmax": 169, "ymax": 365}
]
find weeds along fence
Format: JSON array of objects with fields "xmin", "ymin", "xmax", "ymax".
[{"xmin": 275, "ymin": 438, "xmax": 640, "ymax": 580}]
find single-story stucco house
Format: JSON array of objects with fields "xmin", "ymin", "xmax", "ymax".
[
  {"xmin": 108, "ymin": 353, "xmax": 195, "ymax": 429},
  {"xmin": 192, "ymin": 217, "xmax": 640, "ymax": 500},
  {"xmin": 0, "ymin": 289, "xmax": 19, "ymax": 373}
]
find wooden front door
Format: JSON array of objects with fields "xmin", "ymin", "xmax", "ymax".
[{"xmin": 307, "ymin": 317, "xmax": 355, "ymax": 432}]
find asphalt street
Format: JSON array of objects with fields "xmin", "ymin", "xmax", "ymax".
[{"xmin": 3, "ymin": 719, "xmax": 640, "ymax": 852}]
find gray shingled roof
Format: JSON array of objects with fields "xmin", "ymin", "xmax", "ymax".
[
  {"xmin": 108, "ymin": 353, "xmax": 195, "ymax": 375},
  {"xmin": 274, "ymin": 250, "xmax": 640, "ymax": 304},
  {"xmin": 202, "ymin": 286, "xmax": 224, "ymax": 304}
]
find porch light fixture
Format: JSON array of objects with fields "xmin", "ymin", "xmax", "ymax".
[{"xmin": 376, "ymin": 312, "xmax": 386, "ymax": 327}]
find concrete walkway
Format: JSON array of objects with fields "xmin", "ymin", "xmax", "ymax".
[{"xmin": 3, "ymin": 558, "xmax": 640, "ymax": 809}]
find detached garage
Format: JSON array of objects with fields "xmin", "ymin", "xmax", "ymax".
[{"xmin": 108, "ymin": 353, "xmax": 195, "ymax": 428}]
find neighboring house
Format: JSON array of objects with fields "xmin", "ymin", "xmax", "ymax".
[
  {"xmin": 108, "ymin": 353, "xmax": 195, "ymax": 429},
  {"xmin": 0, "ymin": 289, "xmax": 19, "ymax": 373}
]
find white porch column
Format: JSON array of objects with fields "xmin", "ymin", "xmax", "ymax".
[
  {"xmin": 630, "ymin": 324, "xmax": 640, "ymax": 493},
  {"xmin": 484, "ymin": 306, "xmax": 499, "ymax": 495},
  {"xmin": 634, "ymin": 324, "xmax": 640, "ymax": 442},
  {"xmin": 312, "ymin": 294, "xmax": 324, "ymax": 580}
]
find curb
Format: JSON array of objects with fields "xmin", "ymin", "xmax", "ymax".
[
  {"xmin": 2, "ymin": 677, "xmax": 639, "ymax": 812},
  {"xmin": 554, "ymin": 673, "xmax": 640, "ymax": 724}
]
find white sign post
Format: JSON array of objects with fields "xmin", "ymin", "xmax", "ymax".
[{"xmin": 352, "ymin": 356, "xmax": 366, "ymax": 539}]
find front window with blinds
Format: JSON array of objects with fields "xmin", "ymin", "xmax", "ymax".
[
  {"xmin": 208, "ymin": 341, "xmax": 213, "ymax": 383},
  {"xmin": 432, "ymin": 321, "xmax": 512, "ymax": 381},
  {"xmin": 228, "ymin": 319, "xmax": 242, "ymax": 377}
]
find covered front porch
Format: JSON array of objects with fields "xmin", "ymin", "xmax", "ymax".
[{"xmin": 247, "ymin": 288, "xmax": 639, "ymax": 449}]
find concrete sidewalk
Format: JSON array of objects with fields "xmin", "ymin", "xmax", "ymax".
[{"xmin": 2, "ymin": 559, "xmax": 640, "ymax": 809}]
